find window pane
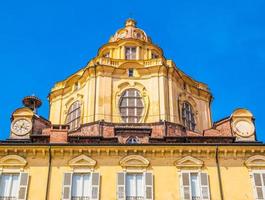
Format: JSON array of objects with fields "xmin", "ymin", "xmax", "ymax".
[
  {"xmin": 0, "ymin": 175, "xmax": 11, "ymax": 197},
  {"xmin": 0, "ymin": 174, "xmax": 19, "ymax": 198},
  {"xmin": 125, "ymin": 47, "xmax": 136, "ymax": 60},
  {"xmin": 126, "ymin": 174, "xmax": 143, "ymax": 198},
  {"xmin": 256, "ymin": 187, "xmax": 264, "ymax": 199},
  {"xmin": 254, "ymin": 173, "xmax": 262, "ymax": 186},
  {"xmin": 83, "ymin": 174, "xmax": 91, "ymax": 197},
  {"xmin": 10, "ymin": 174, "xmax": 19, "ymax": 197},
  {"xmin": 136, "ymin": 174, "xmax": 144, "ymax": 196},
  {"xmin": 126, "ymin": 174, "xmax": 135, "ymax": 196},
  {"xmin": 190, "ymin": 173, "xmax": 200, "ymax": 198},
  {"xmin": 72, "ymin": 174, "xmax": 82, "ymax": 197}
]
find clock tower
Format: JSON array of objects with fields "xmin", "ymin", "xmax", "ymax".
[
  {"xmin": 231, "ymin": 108, "xmax": 256, "ymax": 141},
  {"xmin": 10, "ymin": 96, "xmax": 49, "ymax": 140}
]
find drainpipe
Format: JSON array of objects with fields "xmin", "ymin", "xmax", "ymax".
[
  {"xmin": 45, "ymin": 146, "xmax": 52, "ymax": 200},
  {"xmin": 215, "ymin": 146, "xmax": 224, "ymax": 200}
]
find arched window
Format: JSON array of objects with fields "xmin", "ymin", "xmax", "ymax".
[
  {"xmin": 126, "ymin": 136, "xmax": 139, "ymax": 144},
  {"xmin": 119, "ymin": 89, "xmax": 144, "ymax": 123},
  {"xmin": 182, "ymin": 101, "xmax": 196, "ymax": 131},
  {"xmin": 66, "ymin": 101, "xmax": 81, "ymax": 131}
]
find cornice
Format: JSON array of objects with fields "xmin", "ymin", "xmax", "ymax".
[{"xmin": 0, "ymin": 145, "xmax": 264, "ymax": 159}]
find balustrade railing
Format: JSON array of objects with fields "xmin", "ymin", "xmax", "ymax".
[
  {"xmin": 71, "ymin": 196, "xmax": 90, "ymax": 200},
  {"xmin": 0, "ymin": 197, "xmax": 17, "ymax": 200},
  {"xmin": 126, "ymin": 196, "xmax": 144, "ymax": 200},
  {"xmin": 95, "ymin": 57, "xmax": 164, "ymax": 68}
]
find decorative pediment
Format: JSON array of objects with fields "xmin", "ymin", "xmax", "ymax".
[
  {"xmin": 0, "ymin": 155, "xmax": 27, "ymax": 168},
  {"xmin": 68, "ymin": 154, "xmax": 96, "ymax": 168},
  {"xmin": 120, "ymin": 155, "xmax": 149, "ymax": 168},
  {"xmin": 175, "ymin": 156, "xmax": 203, "ymax": 168},
  {"xmin": 245, "ymin": 155, "xmax": 265, "ymax": 168}
]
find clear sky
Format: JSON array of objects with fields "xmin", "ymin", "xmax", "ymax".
[{"xmin": 0, "ymin": 0, "xmax": 264, "ymax": 141}]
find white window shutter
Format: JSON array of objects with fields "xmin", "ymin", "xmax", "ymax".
[
  {"xmin": 180, "ymin": 172, "xmax": 191, "ymax": 200},
  {"xmin": 62, "ymin": 173, "xmax": 73, "ymax": 200},
  {"xmin": 91, "ymin": 172, "xmax": 100, "ymax": 200},
  {"xmin": 18, "ymin": 172, "xmax": 29, "ymax": 200},
  {"xmin": 253, "ymin": 173, "xmax": 264, "ymax": 199},
  {"xmin": 200, "ymin": 173, "xmax": 210, "ymax": 200},
  {"xmin": 144, "ymin": 172, "xmax": 153, "ymax": 200},
  {"xmin": 117, "ymin": 172, "xmax": 126, "ymax": 200}
]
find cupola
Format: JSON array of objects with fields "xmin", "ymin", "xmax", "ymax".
[{"xmin": 109, "ymin": 19, "xmax": 152, "ymax": 43}]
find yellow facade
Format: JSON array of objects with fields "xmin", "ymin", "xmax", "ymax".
[
  {"xmin": 1, "ymin": 19, "xmax": 263, "ymax": 200},
  {"xmin": 0, "ymin": 145, "xmax": 265, "ymax": 200}
]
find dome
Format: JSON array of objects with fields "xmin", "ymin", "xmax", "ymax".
[{"xmin": 109, "ymin": 19, "xmax": 152, "ymax": 43}]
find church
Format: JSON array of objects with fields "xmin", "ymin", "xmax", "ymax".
[{"xmin": 0, "ymin": 19, "xmax": 264, "ymax": 200}]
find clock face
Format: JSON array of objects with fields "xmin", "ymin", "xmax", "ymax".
[
  {"xmin": 11, "ymin": 118, "xmax": 32, "ymax": 136},
  {"xmin": 233, "ymin": 119, "xmax": 255, "ymax": 137}
]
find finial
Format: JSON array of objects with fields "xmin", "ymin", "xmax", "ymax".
[
  {"xmin": 125, "ymin": 18, "xmax": 136, "ymax": 27},
  {"xmin": 22, "ymin": 95, "xmax": 42, "ymax": 113}
]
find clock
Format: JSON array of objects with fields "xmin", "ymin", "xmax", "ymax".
[
  {"xmin": 232, "ymin": 119, "xmax": 255, "ymax": 138},
  {"xmin": 11, "ymin": 118, "xmax": 32, "ymax": 136}
]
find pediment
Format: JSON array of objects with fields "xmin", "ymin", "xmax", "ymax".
[
  {"xmin": 175, "ymin": 156, "xmax": 203, "ymax": 168},
  {"xmin": 245, "ymin": 155, "xmax": 265, "ymax": 168},
  {"xmin": 0, "ymin": 155, "xmax": 27, "ymax": 167},
  {"xmin": 120, "ymin": 155, "xmax": 149, "ymax": 168},
  {"xmin": 68, "ymin": 154, "xmax": 96, "ymax": 168}
]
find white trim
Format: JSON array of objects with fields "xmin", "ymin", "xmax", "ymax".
[
  {"xmin": 1, "ymin": 168, "xmax": 23, "ymax": 173},
  {"xmin": 179, "ymin": 170, "xmax": 207, "ymax": 200},
  {"xmin": 72, "ymin": 168, "xmax": 94, "ymax": 173},
  {"xmin": 250, "ymin": 170, "xmax": 265, "ymax": 200},
  {"xmin": 125, "ymin": 168, "xmax": 146, "ymax": 173}
]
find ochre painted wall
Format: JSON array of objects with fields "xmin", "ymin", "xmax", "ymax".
[
  {"xmin": 48, "ymin": 27, "xmax": 212, "ymax": 132},
  {"xmin": 0, "ymin": 145, "xmax": 262, "ymax": 200}
]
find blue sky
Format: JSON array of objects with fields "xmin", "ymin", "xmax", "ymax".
[{"xmin": 0, "ymin": 0, "xmax": 264, "ymax": 141}]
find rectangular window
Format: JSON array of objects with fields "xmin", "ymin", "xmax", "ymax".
[
  {"xmin": 126, "ymin": 173, "xmax": 144, "ymax": 200},
  {"xmin": 0, "ymin": 173, "xmax": 19, "ymax": 199},
  {"xmin": 103, "ymin": 52, "xmax": 110, "ymax": 58},
  {"xmin": 128, "ymin": 68, "xmax": 134, "ymax": 77},
  {"xmin": 125, "ymin": 47, "xmax": 136, "ymax": 60},
  {"xmin": 181, "ymin": 172, "xmax": 210, "ymax": 200},
  {"xmin": 252, "ymin": 171, "xmax": 265, "ymax": 199},
  {"xmin": 151, "ymin": 53, "xmax": 159, "ymax": 59},
  {"xmin": 72, "ymin": 173, "xmax": 91, "ymax": 200}
]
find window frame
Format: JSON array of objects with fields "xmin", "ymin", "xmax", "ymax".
[
  {"xmin": 117, "ymin": 170, "xmax": 153, "ymax": 200},
  {"xmin": 181, "ymin": 101, "xmax": 196, "ymax": 131},
  {"xmin": 151, "ymin": 52, "xmax": 159, "ymax": 59},
  {"xmin": 125, "ymin": 46, "xmax": 137, "ymax": 60},
  {"xmin": 128, "ymin": 68, "xmax": 134, "ymax": 77},
  {"xmin": 119, "ymin": 89, "xmax": 144, "ymax": 123},
  {"xmin": 125, "ymin": 172, "xmax": 144, "ymax": 200},
  {"xmin": 66, "ymin": 101, "xmax": 81, "ymax": 131},
  {"xmin": 0, "ymin": 173, "xmax": 20, "ymax": 199},
  {"xmin": 251, "ymin": 170, "xmax": 265, "ymax": 200},
  {"xmin": 179, "ymin": 170, "xmax": 210, "ymax": 200},
  {"xmin": 71, "ymin": 172, "xmax": 92, "ymax": 200}
]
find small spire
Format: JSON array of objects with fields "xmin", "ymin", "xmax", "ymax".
[{"xmin": 125, "ymin": 18, "xmax": 136, "ymax": 27}]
